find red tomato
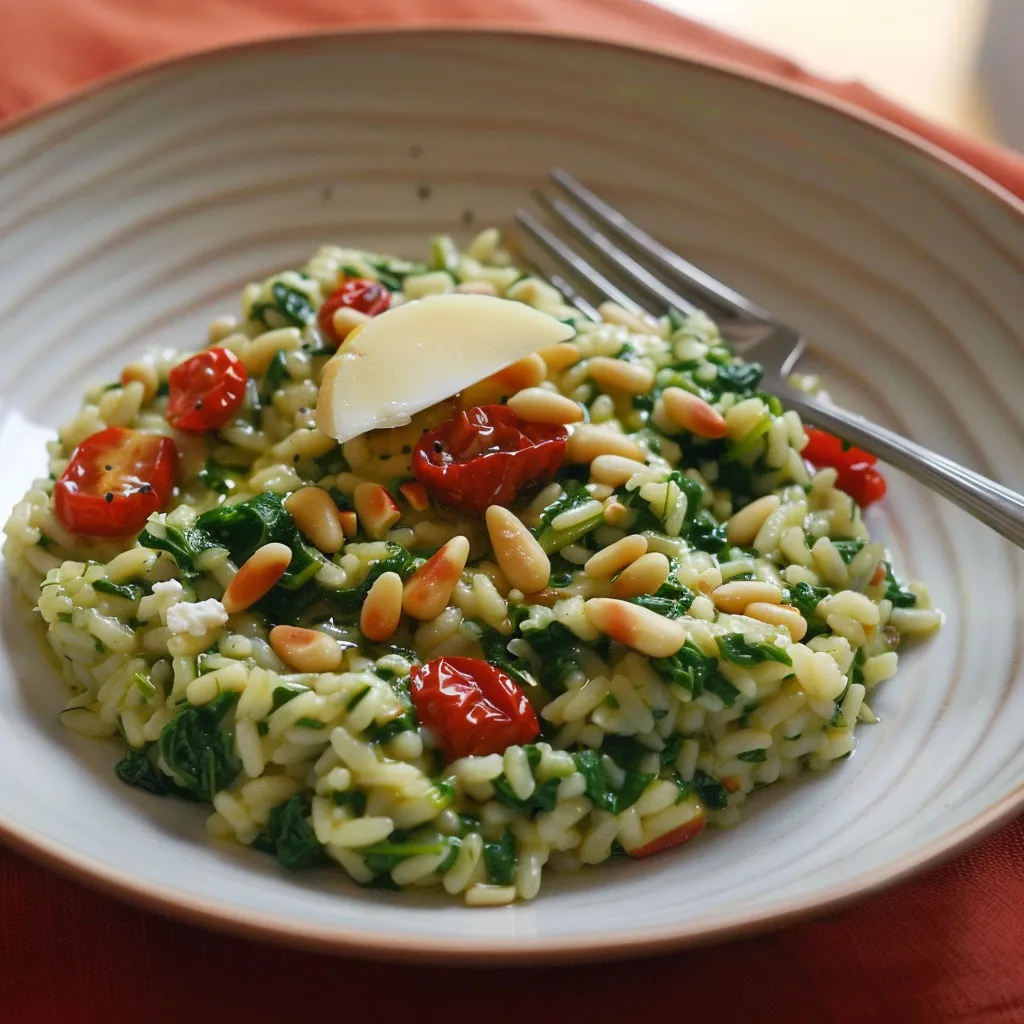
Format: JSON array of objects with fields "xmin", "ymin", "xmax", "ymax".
[
  {"xmin": 411, "ymin": 405, "xmax": 568, "ymax": 516},
  {"xmin": 54, "ymin": 427, "xmax": 178, "ymax": 537},
  {"xmin": 802, "ymin": 426, "xmax": 887, "ymax": 508},
  {"xmin": 629, "ymin": 813, "xmax": 706, "ymax": 859},
  {"xmin": 165, "ymin": 348, "xmax": 247, "ymax": 433},
  {"xmin": 317, "ymin": 278, "xmax": 391, "ymax": 344},
  {"xmin": 409, "ymin": 656, "xmax": 540, "ymax": 761}
]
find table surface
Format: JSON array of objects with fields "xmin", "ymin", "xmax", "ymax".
[{"xmin": 655, "ymin": 0, "xmax": 994, "ymax": 137}]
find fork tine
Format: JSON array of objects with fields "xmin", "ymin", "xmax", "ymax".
[
  {"xmin": 545, "ymin": 272, "xmax": 601, "ymax": 322},
  {"xmin": 536, "ymin": 192, "xmax": 698, "ymax": 316},
  {"xmin": 515, "ymin": 208, "xmax": 645, "ymax": 316},
  {"xmin": 551, "ymin": 168, "xmax": 769, "ymax": 322}
]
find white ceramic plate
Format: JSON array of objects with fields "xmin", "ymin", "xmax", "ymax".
[{"xmin": 1, "ymin": 29, "xmax": 1023, "ymax": 963}]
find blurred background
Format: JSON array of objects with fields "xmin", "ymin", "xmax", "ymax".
[{"xmin": 656, "ymin": 0, "xmax": 1021, "ymax": 149}]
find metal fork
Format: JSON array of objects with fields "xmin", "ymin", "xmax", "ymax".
[{"xmin": 516, "ymin": 170, "xmax": 1024, "ymax": 550}]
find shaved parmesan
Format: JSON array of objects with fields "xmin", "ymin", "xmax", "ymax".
[{"xmin": 315, "ymin": 294, "xmax": 575, "ymax": 443}]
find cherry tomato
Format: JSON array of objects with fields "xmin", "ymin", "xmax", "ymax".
[
  {"xmin": 802, "ymin": 426, "xmax": 887, "ymax": 508},
  {"xmin": 411, "ymin": 405, "xmax": 568, "ymax": 516},
  {"xmin": 409, "ymin": 656, "xmax": 540, "ymax": 761},
  {"xmin": 54, "ymin": 427, "xmax": 178, "ymax": 537},
  {"xmin": 317, "ymin": 278, "xmax": 391, "ymax": 344},
  {"xmin": 165, "ymin": 348, "xmax": 247, "ymax": 433},
  {"xmin": 629, "ymin": 813, "xmax": 706, "ymax": 859}
]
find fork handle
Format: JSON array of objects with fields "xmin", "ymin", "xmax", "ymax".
[{"xmin": 779, "ymin": 388, "xmax": 1024, "ymax": 549}]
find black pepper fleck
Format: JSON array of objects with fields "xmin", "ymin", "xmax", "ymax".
[
  {"xmin": 139, "ymin": 484, "xmax": 153, "ymax": 494},
  {"xmin": 194, "ymin": 400, "xmax": 203, "ymax": 410},
  {"xmin": 433, "ymin": 440, "xmax": 443, "ymax": 453},
  {"xmin": 400, "ymin": 445, "xmax": 411, "ymax": 454},
  {"xmin": 104, "ymin": 492, "xmax": 114, "ymax": 503},
  {"xmin": 104, "ymin": 465, "xmax": 112, "ymax": 471}
]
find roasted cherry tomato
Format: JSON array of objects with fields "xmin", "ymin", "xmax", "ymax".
[
  {"xmin": 53, "ymin": 427, "xmax": 178, "ymax": 537},
  {"xmin": 629, "ymin": 813, "xmax": 706, "ymax": 859},
  {"xmin": 411, "ymin": 404, "xmax": 568, "ymax": 516},
  {"xmin": 409, "ymin": 656, "xmax": 540, "ymax": 761},
  {"xmin": 165, "ymin": 347, "xmax": 247, "ymax": 433},
  {"xmin": 802, "ymin": 426, "xmax": 887, "ymax": 508},
  {"xmin": 317, "ymin": 277, "xmax": 391, "ymax": 344}
]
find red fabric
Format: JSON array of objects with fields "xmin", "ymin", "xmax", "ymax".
[{"xmin": 3, "ymin": 2, "xmax": 1024, "ymax": 1021}]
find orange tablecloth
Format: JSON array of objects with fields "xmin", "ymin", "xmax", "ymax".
[{"xmin": 3, "ymin": 3, "xmax": 1024, "ymax": 1021}]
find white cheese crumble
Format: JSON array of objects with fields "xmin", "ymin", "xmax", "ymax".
[
  {"xmin": 137, "ymin": 579, "xmax": 184, "ymax": 622},
  {"xmin": 166, "ymin": 598, "xmax": 229, "ymax": 637}
]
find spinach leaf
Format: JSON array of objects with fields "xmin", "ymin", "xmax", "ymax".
[
  {"xmin": 491, "ymin": 746, "xmax": 561, "ymax": 813},
  {"xmin": 629, "ymin": 576, "xmax": 695, "ymax": 619},
  {"xmin": 831, "ymin": 539, "xmax": 866, "ymax": 564},
  {"xmin": 93, "ymin": 578, "xmax": 145, "ymax": 601},
  {"xmin": 716, "ymin": 634, "xmax": 793, "ymax": 667},
  {"xmin": 479, "ymin": 628, "xmax": 540, "ymax": 694},
  {"xmin": 704, "ymin": 671, "xmax": 741, "ymax": 708},
  {"xmin": 571, "ymin": 749, "xmax": 654, "ymax": 815},
  {"xmin": 715, "ymin": 360, "xmax": 764, "ymax": 395},
  {"xmin": 326, "ymin": 542, "xmax": 417, "ymax": 618},
  {"xmin": 787, "ymin": 581, "xmax": 830, "ymax": 619},
  {"xmin": 115, "ymin": 748, "xmax": 201, "ymax": 801},
  {"xmin": 482, "ymin": 831, "xmax": 516, "ymax": 886},
  {"xmin": 261, "ymin": 794, "xmax": 326, "ymax": 870},
  {"xmin": 737, "ymin": 748, "xmax": 768, "ymax": 763},
  {"xmin": 882, "ymin": 562, "xmax": 917, "ymax": 608},
  {"xmin": 361, "ymin": 837, "xmax": 454, "ymax": 878},
  {"xmin": 260, "ymin": 349, "xmax": 291, "ymax": 402},
  {"xmin": 158, "ymin": 692, "xmax": 240, "ymax": 802},
  {"xmin": 666, "ymin": 307, "xmax": 688, "ymax": 334},
  {"xmin": 533, "ymin": 481, "xmax": 605, "ymax": 554},
  {"xmin": 651, "ymin": 640, "xmax": 716, "ymax": 697},
  {"xmin": 137, "ymin": 520, "xmax": 217, "ymax": 579},
  {"xmin": 685, "ymin": 509, "xmax": 729, "ymax": 556},
  {"xmin": 693, "ymin": 768, "xmax": 729, "ymax": 810},
  {"xmin": 251, "ymin": 282, "xmax": 316, "ymax": 329},
  {"xmin": 518, "ymin": 619, "xmax": 582, "ymax": 695},
  {"xmin": 198, "ymin": 459, "xmax": 239, "ymax": 496}
]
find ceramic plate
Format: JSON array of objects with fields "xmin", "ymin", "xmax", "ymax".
[{"xmin": 1, "ymin": 29, "xmax": 1022, "ymax": 962}]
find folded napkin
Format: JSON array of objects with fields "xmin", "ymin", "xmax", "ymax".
[{"xmin": 3, "ymin": 2, "xmax": 1024, "ymax": 1022}]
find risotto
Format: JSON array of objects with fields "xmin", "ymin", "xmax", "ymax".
[{"xmin": 2, "ymin": 229, "xmax": 942, "ymax": 905}]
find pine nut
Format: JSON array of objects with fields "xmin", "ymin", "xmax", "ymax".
[
  {"xmin": 727, "ymin": 495, "xmax": 782, "ymax": 547},
  {"xmin": 711, "ymin": 580, "xmax": 783, "ymax": 614},
  {"xmin": 745, "ymin": 602, "xmax": 808, "ymax": 642},
  {"xmin": 337, "ymin": 510, "xmax": 358, "ymax": 537},
  {"xmin": 223, "ymin": 542, "xmax": 292, "ymax": 614},
  {"xmin": 584, "ymin": 598, "xmax": 687, "ymax": 658},
  {"xmin": 269, "ymin": 625, "xmax": 342, "ymax": 673},
  {"xmin": 353, "ymin": 482, "xmax": 401, "ymax": 540},
  {"xmin": 584, "ymin": 535, "xmax": 648, "ymax": 580},
  {"xmin": 566, "ymin": 425, "xmax": 646, "ymax": 464},
  {"xmin": 485, "ymin": 506, "xmax": 550, "ymax": 593},
  {"xmin": 331, "ymin": 307, "xmax": 371, "ymax": 346},
  {"xmin": 603, "ymin": 500, "xmax": 629, "ymax": 527},
  {"xmin": 590, "ymin": 454, "xmax": 646, "ymax": 487},
  {"xmin": 587, "ymin": 356, "xmax": 655, "ymax": 395},
  {"xmin": 539, "ymin": 342, "xmax": 582, "ymax": 374},
  {"xmin": 455, "ymin": 281, "xmax": 498, "ymax": 296},
  {"xmin": 611, "ymin": 552, "xmax": 671, "ymax": 599},
  {"xmin": 360, "ymin": 571, "xmax": 404, "ymax": 642},
  {"xmin": 119, "ymin": 362, "xmax": 158, "ymax": 404},
  {"xmin": 462, "ymin": 354, "xmax": 547, "ymax": 407},
  {"xmin": 285, "ymin": 487, "xmax": 345, "ymax": 554},
  {"xmin": 402, "ymin": 536, "xmax": 470, "ymax": 620},
  {"xmin": 597, "ymin": 300, "xmax": 655, "ymax": 333},
  {"xmin": 392, "ymin": 482, "xmax": 426, "ymax": 512},
  {"xmin": 662, "ymin": 387, "xmax": 727, "ymax": 439},
  {"xmin": 507, "ymin": 388, "xmax": 584, "ymax": 425}
]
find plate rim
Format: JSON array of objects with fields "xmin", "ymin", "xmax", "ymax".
[{"xmin": 2, "ymin": 24, "xmax": 1023, "ymax": 963}]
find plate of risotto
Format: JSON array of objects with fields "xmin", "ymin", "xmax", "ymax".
[{"xmin": 1, "ymin": 30, "xmax": 1022, "ymax": 961}]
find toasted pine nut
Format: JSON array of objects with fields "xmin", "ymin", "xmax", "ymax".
[
  {"xmin": 331, "ymin": 307, "xmax": 371, "ymax": 346},
  {"xmin": 338, "ymin": 510, "xmax": 358, "ymax": 537},
  {"xmin": 286, "ymin": 487, "xmax": 345, "ymax": 554},
  {"xmin": 485, "ymin": 506, "xmax": 550, "ymax": 593},
  {"xmin": 711, "ymin": 580, "xmax": 783, "ymax": 614},
  {"xmin": 360, "ymin": 571, "xmax": 404, "ymax": 642},
  {"xmin": 538, "ymin": 342, "xmax": 582, "ymax": 373},
  {"xmin": 223, "ymin": 542, "xmax": 293, "ymax": 614},
  {"xmin": 587, "ymin": 356, "xmax": 655, "ymax": 395},
  {"xmin": 745, "ymin": 602, "xmax": 808, "ymax": 642},
  {"xmin": 566, "ymin": 425, "xmax": 646, "ymax": 464},
  {"xmin": 268, "ymin": 625, "xmax": 342, "ymax": 673},
  {"xmin": 584, "ymin": 598, "xmax": 687, "ymax": 658},
  {"xmin": 208, "ymin": 315, "xmax": 239, "ymax": 344},
  {"xmin": 455, "ymin": 281, "xmax": 498, "ymax": 296},
  {"xmin": 399, "ymin": 481, "xmax": 431, "ymax": 512},
  {"xmin": 353, "ymin": 482, "xmax": 401, "ymax": 540},
  {"xmin": 727, "ymin": 495, "xmax": 782, "ymax": 547},
  {"xmin": 461, "ymin": 354, "xmax": 547, "ymax": 407},
  {"xmin": 584, "ymin": 535, "xmax": 648, "ymax": 580},
  {"xmin": 402, "ymin": 536, "xmax": 470, "ymax": 620},
  {"xmin": 119, "ymin": 362, "xmax": 158, "ymax": 404},
  {"xmin": 611, "ymin": 552, "xmax": 671, "ymax": 599},
  {"xmin": 590, "ymin": 454, "xmax": 646, "ymax": 488},
  {"xmin": 507, "ymin": 388, "xmax": 583, "ymax": 425},
  {"xmin": 662, "ymin": 387, "xmax": 728, "ymax": 439},
  {"xmin": 603, "ymin": 499, "xmax": 629, "ymax": 527},
  {"xmin": 597, "ymin": 300, "xmax": 655, "ymax": 333}
]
